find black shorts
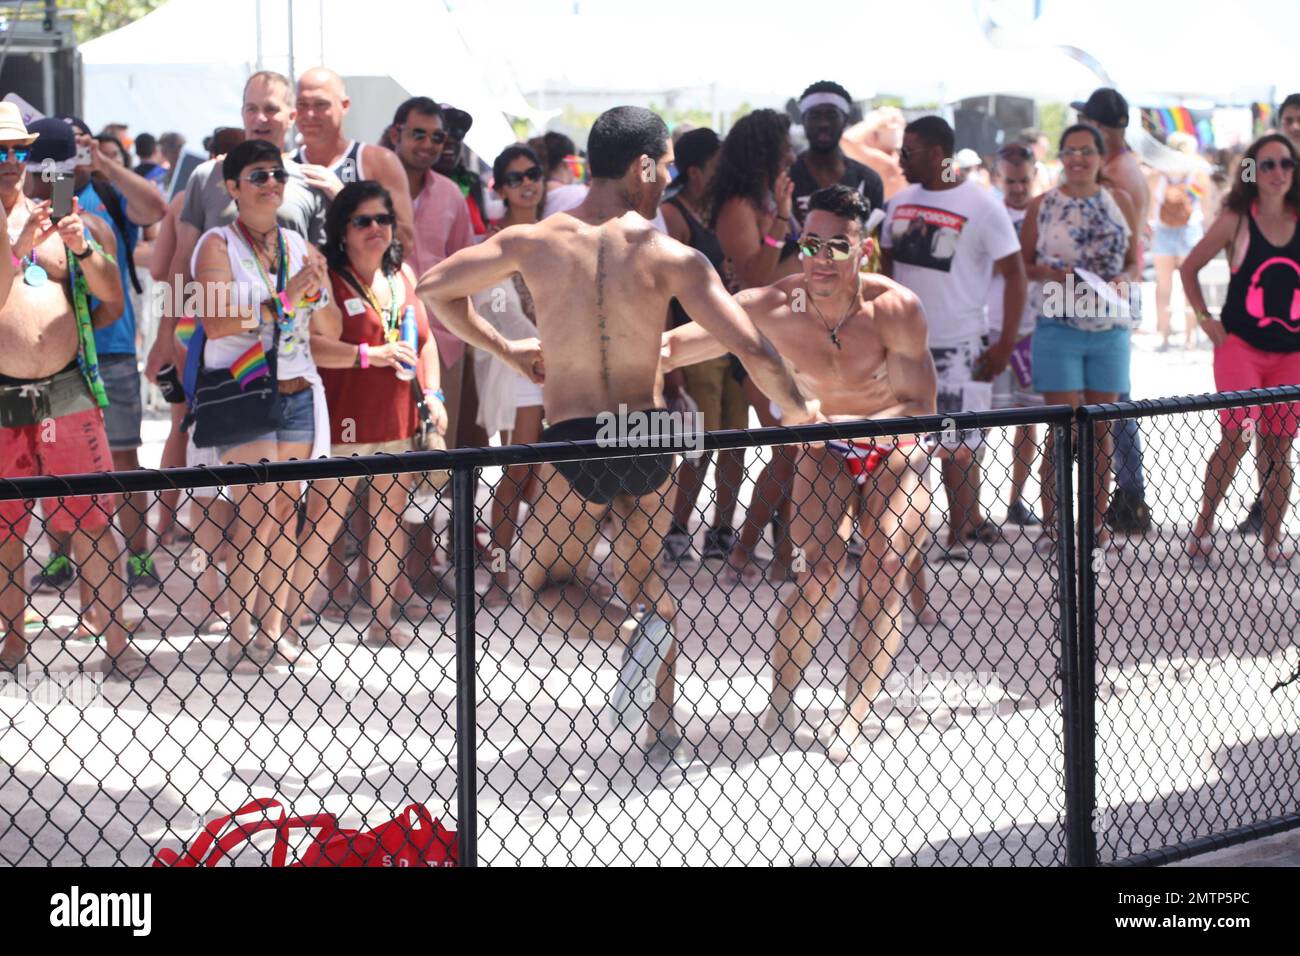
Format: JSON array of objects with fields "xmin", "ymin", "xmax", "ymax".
[{"xmin": 541, "ymin": 414, "xmax": 674, "ymax": 505}]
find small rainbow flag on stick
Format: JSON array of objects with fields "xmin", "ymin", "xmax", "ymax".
[
  {"xmin": 230, "ymin": 341, "xmax": 269, "ymax": 390},
  {"xmin": 174, "ymin": 316, "xmax": 197, "ymax": 345}
]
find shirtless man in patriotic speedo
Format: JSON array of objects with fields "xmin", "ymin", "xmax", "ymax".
[
  {"xmin": 663, "ymin": 185, "xmax": 936, "ymax": 763},
  {"xmin": 418, "ymin": 106, "xmax": 815, "ymax": 762}
]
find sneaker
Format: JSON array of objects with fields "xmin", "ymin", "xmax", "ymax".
[
  {"xmin": 1105, "ymin": 489, "xmax": 1153, "ymax": 535},
  {"xmin": 127, "ymin": 553, "xmax": 161, "ymax": 591},
  {"xmin": 662, "ymin": 528, "xmax": 692, "ymax": 563},
  {"xmin": 1236, "ymin": 499, "xmax": 1264, "ymax": 536},
  {"xmin": 1006, "ymin": 501, "xmax": 1041, "ymax": 527},
  {"xmin": 701, "ymin": 526, "xmax": 737, "ymax": 561},
  {"xmin": 31, "ymin": 553, "xmax": 74, "ymax": 592},
  {"xmin": 609, "ymin": 613, "xmax": 674, "ymax": 732}
]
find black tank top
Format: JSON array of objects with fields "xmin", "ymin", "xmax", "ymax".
[
  {"xmin": 1220, "ymin": 209, "xmax": 1300, "ymax": 353},
  {"xmin": 666, "ymin": 196, "xmax": 729, "ymax": 329},
  {"xmin": 293, "ymin": 141, "xmax": 364, "ymax": 186}
]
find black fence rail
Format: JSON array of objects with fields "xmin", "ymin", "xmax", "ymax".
[{"xmin": 0, "ymin": 391, "xmax": 1296, "ymax": 866}]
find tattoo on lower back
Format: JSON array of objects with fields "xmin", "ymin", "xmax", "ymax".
[{"xmin": 596, "ymin": 230, "xmax": 611, "ymax": 396}]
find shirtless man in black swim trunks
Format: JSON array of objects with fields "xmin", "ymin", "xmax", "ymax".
[
  {"xmin": 663, "ymin": 185, "xmax": 936, "ymax": 763},
  {"xmin": 418, "ymin": 107, "xmax": 815, "ymax": 759}
]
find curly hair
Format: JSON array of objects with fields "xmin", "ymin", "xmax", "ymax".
[
  {"xmin": 324, "ymin": 180, "xmax": 404, "ymax": 278},
  {"xmin": 708, "ymin": 108, "xmax": 790, "ymax": 228}
]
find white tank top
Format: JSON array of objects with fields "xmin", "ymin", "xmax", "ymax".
[{"xmin": 191, "ymin": 224, "xmax": 324, "ymax": 379}]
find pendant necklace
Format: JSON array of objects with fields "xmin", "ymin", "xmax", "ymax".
[
  {"xmin": 807, "ymin": 275, "xmax": 861, "ymax": 350},
  {"xmin": 23, "ymin": 249, "xmax": 47, "ymax": 287}
]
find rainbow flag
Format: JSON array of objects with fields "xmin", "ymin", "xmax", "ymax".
[
  {"xmin": 230, "ymin": 341, "xmax": 269, "ymax": 390},
  {"xmin": 175, "ymin": 316, "xmax": 197, "ymax": 346}
]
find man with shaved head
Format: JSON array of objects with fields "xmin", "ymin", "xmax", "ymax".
[{"xmin": 293, "ymin": 67, "xmax": 416, "ymax": 253}]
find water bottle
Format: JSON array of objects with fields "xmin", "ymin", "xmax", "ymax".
[{"xmin": 395, "ymin": 305, "xmax": 417, "ymax": 381}]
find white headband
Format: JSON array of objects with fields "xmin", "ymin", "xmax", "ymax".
[{"xmin": 800, "ymin": 92, "xmax": 850, "ymax": 116}]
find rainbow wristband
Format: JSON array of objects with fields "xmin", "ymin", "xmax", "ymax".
[{"xmin": 358, "ymin": 342, "xmax": 370, "ymax": 369}]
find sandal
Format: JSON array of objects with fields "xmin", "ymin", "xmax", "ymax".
[{"xmin": 964, "ymin": 520, "xmax": 1005, "ymax": 546}]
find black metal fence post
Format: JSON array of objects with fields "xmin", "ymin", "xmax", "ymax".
[
  {"xmin": 1053, "ymin": 418, "xmax": 1086, "ymax": 866},
  {"xmin": 1073, "ymin": 412, "xmax": 1099, "ymax": 867},
  {"xmin": 452, "ymin": 465, "xmax": 479, "ymax": 867}
]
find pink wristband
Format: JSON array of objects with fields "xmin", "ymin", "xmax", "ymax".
[
  {"xmin": 358, "ymin": 342, "xmax": 370, "ymax": 369},
  {"xmin": 276, "ymin": 290, "xmax": 294, "ymax": 315},
  {"xmin": 762, "ymin": 234, "xmax": 782, "ymax": 249}
]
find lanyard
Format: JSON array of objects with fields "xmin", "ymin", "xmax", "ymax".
[
  {"xmin": 235, "ymin": 221, "xmax": 287, "ymax": 316},
  {"xmin": 350, "ymin": 267, "xmax": 402, "ymax": 342}
]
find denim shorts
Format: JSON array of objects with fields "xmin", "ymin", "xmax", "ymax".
[
  {"xmin": 1151, "ymin": 223, "xmax": 1202, "ymax": 258},
  {"xmin": 98, "ymin": 354, "xmax": 142, "ymax": 451},
  {"xmin": 216, "ymin": 387, "xmax": 315, "ymax": 456},
  {"xmin": 1031, "ymin": 320, "xmax": 1130, "ymax": 395}
]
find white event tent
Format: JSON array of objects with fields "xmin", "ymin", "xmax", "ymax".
[{"xmin": 80, "ymin": 0, "xmax": 545, "ymax": 162}]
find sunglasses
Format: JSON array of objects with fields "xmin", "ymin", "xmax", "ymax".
[
  {"xmin": 1060, "ymin": 147, "xmax": 1100, "ymax": 159},
  {"xmin": 500, "ymin": 165, "xmax": 543, "ymax": 188},
  {"xmin": 1259, "ymin": 157, "xmax": 1297, "ymax": 173},
  {"xmin": 350, "ymin": 213, "xmax": 396, "ymax": 229},
  {"xmin": 798, "ymin": 236, "xmax": 857, "ymax": 261},
  {"xmin": 406, "ymin": 127, "xmax": 448, "ymax": 145},
  {"xmin": 243, "ymin": 167, "xmax": 289, "ymax": 185},
  {"xmin": 998, "ymin": 143, "xmax": 1034, "ymax": 161},
  {"xmin": 0, "ymin": 147, "xmax": 30, "ymax": 164}
]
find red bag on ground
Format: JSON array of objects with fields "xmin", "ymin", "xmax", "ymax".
[{"xmin": 152, "ymin": 800, "xmax": 456, "ymax": 868}]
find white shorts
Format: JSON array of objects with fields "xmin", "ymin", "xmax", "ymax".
[
  {"xmin": 516, "ymin": 375, "xmax": 543, "ymax": 409},
  {"xmin": 928, "ymin": 337, "xmax": 992, "ymax": 452},
  {"xmin": 186, "ymin": 435, "xmax": 231, "ymax": 501}
]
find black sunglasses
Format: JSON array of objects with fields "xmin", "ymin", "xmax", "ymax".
[
  {"xmin": 500, "ymin": 166, "xmax": 543, "ymax": 188},
  {"xmin": 350, "ymin": 213, "xmax": 396, "ymax": 229},
  {"xmin": 406, "ymin": 127, "xmax": 448, "ymax": 145},
  {"xmin": 1259, "ymin": 157, "xmax": 1297, "ymax": 173},
  {"xmin": 243, "ymin": 167, "xmax": 289, "ymax": 185},
  {"xmin": 998, "ymin": 143, "xmax": 1034, "ymax": 161}
]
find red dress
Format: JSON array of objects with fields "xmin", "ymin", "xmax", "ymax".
[{"xmin": 319, "ymin": 268, "xmax": 429, "ymax": 445}]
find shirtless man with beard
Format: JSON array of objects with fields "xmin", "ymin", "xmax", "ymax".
[
  {"xmin": 419, "ymin": 106, "xmax": 815, "ymax": 761},
  {"xmin": 0, "ymin": 108, "xmax": 141, "ymax": 677},
  {"xmin": 663, "ymin": 185, "xmax": 937, "ymax": 763}
]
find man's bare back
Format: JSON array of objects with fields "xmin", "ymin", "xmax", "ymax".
[{"xmin": 492, "ymin": 210, "xmax": 694, "ymax": 424}]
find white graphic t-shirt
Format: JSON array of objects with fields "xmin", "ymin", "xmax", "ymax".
[{"xmin": 882, "ymin": 178, "xmax": 1021, "ymax": 347}]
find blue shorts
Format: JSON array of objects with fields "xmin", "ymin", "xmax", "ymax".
[
  {"xmin": 216, "ymin": 387, "xmax": 315, "ymax": 456},
  {"xmin": 98, "ymin": 354, "xmax": 142, "ymax": 452},
  {"xmin": 1151, "ymin": 223, "xmax": 1202, "ymax": 258},
  {"xmin": 1031, "ymin": 320, "xmax": 1131, "ymax": 395}
]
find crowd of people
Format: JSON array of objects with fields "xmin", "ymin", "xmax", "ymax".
[{"xmin": 1, "ymin": 71, "xmax": 1297, "ymax": 761}]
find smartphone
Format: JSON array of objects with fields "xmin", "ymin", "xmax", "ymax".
[
  {"xmin": 74, "ymin": 144, "xmax": 93, "ymax": 167},
  {"xmin": 51, "ymin": 176, "xmax": 74, "ymax": 222}
]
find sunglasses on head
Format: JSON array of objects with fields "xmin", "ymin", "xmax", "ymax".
[
  {"xmin": 501, "ymin": 165, "xmax": 543, "ymax": 188},
  {"xmin": 243, "ymin": 167, "xmax": 289, "ymax": 185},
  {"xmin": 350, "ymin": 213, "xmax": 396, "ymax": 229},
  {"xmin": 406, "ymin": 127, "xmax": 447, "ymax": 145},
  {"xmin": 0, "ymin": 147, "xmax": 30, "ymax": 164},
  {"xmin": 1259, "ymin": 157, "xmax": 1297, "ymax": 173},
  {"xmin": 798, "ymin": 236, "xmax": 857, "ymax": 261}
]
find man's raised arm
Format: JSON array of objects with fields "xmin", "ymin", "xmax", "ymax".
[
  {"xmin": 416, "ymin": 227, "xmax": 542, "ymax": 382},
  {"xmin": 671, "ymin": 254, "xmax": 815, "ymax": 424}
]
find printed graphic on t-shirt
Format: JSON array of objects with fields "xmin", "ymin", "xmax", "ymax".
[{"xmin": 888, "ymin": 204, "xmax": 968, "ymax": 272}]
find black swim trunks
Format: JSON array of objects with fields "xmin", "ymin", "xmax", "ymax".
[{"xmin": 541, "ymin": 413, "xmax": 676, "ymax": 505}]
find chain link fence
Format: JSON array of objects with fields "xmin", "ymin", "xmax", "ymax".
[{"xmin": 0, "ymin": 393, "xmax": 1297, "ymax": 866}]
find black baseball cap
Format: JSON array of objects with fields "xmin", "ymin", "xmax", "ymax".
[
  {"xmin": 55, "ymin": 115, "xmax": 93, "ymax": 137},
  {"xmin": 1071, "ymin": 88, "xmax": 1129, "ymax": 129},
  {"xmin": 440, "ymin": 105, "xmax": 473, "ymax": 136},
  {"xmin": 26, "ymin": 117, "xmax": 77, "ymax": 164}
]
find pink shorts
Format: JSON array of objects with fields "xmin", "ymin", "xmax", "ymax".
[
  {"xmin": 0, "ymin": 407, "xmax": 116, "ymax": 543},
  {"xmin": 1213, "ymin": 333, "xmax": 1300, "ymax": 437}
]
